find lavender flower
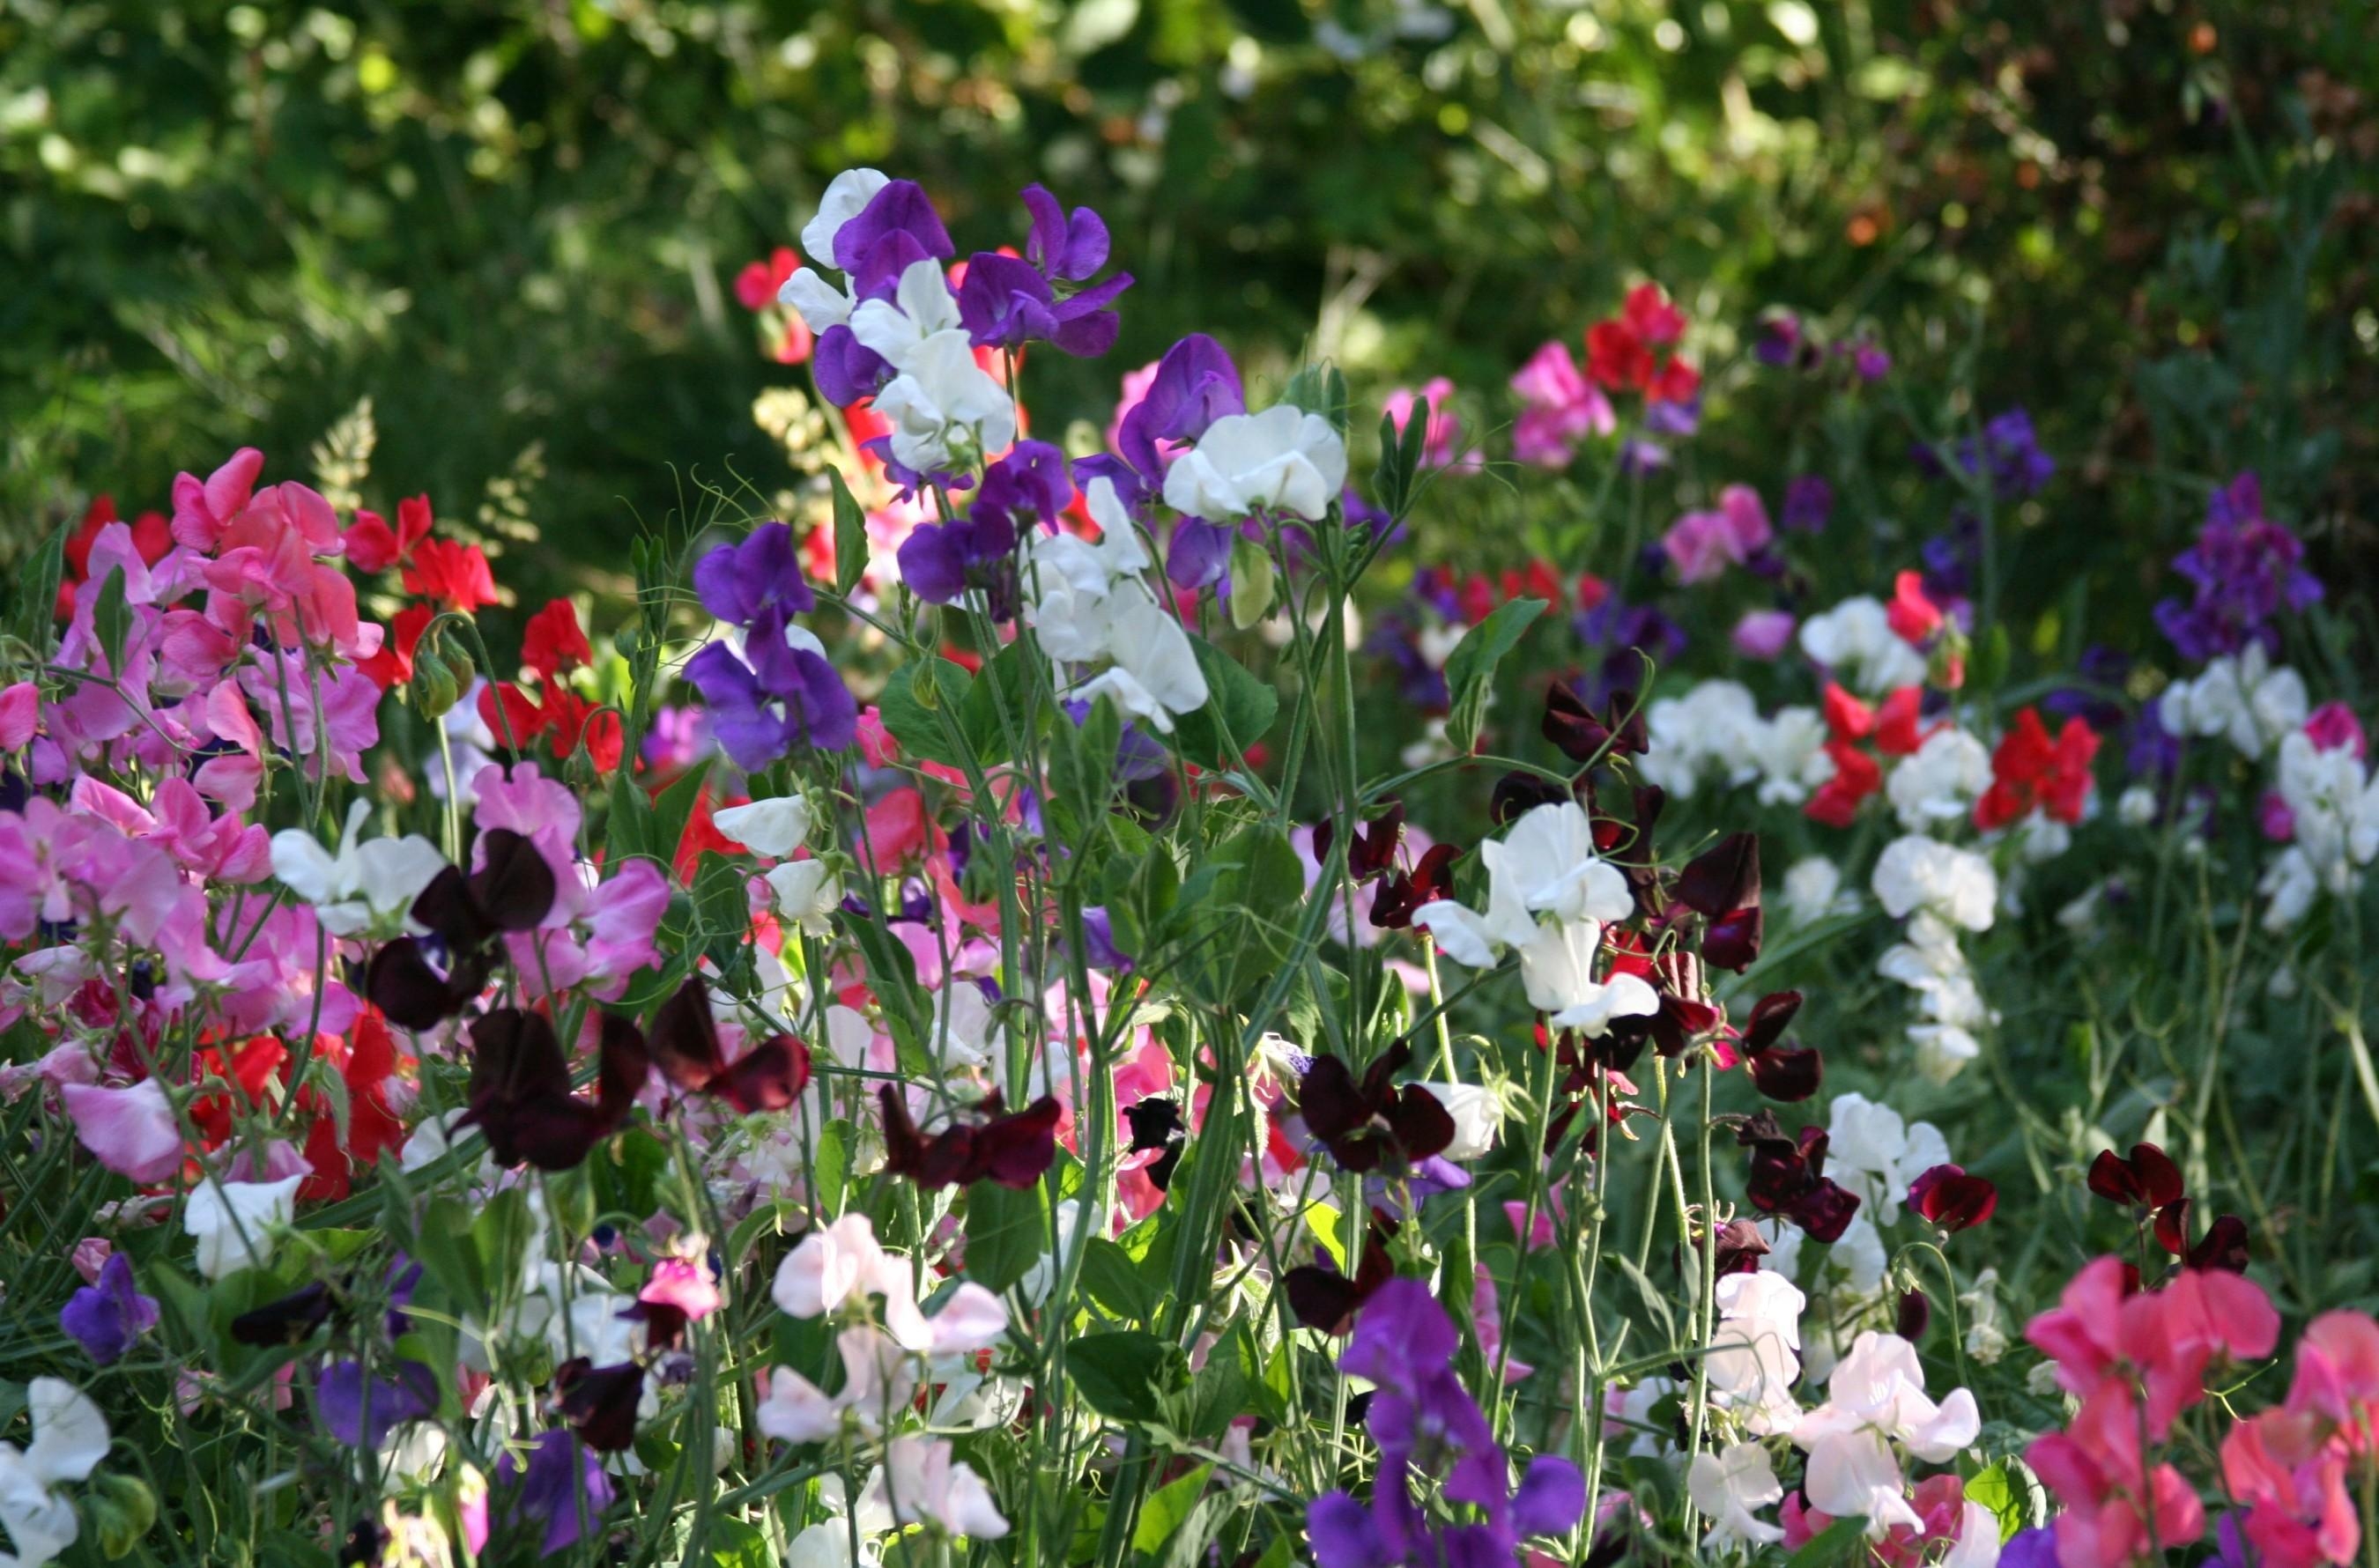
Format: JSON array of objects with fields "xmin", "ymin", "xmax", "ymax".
[
  {"xmin": 495, "ymin": 1431, "xmax": 616, "ymax": 1559},
  {"xmin": 60, "ymin": 1253, "xmax": 159, "ymax": 1365},
  {"xmin": 897, "ymin": 440, "xmax": 1071, "ymax": 611},
  {"xmin": 1780, "ymin": 474, "xmax": 1833, "ymax": 534}
]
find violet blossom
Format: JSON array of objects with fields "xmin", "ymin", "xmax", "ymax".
[
  {"xmin": 59, "ymin": 1253, "xmax": 159, "ymax": 1365},
  {"xmin": 2153, "ymin": 473, "xmax": 2323, "ymax": 663},
  {"xmin": 684, "ymin": 522, "xmax": 857, "ymax": 767}
]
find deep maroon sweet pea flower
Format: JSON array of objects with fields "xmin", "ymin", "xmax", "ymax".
[
  {"xmin": 646, "ymin": 978, "xmax": 812, "ymax": 1114},
  {"xmin": 1293, "ymin": 1040, "xmax": 1456, "ymax": 1174},
  {"xmin": 60, "ymin": 1252, "xmax": 159, "ymax": 1365},
  {"xmin": 1022, "ymin": 184, "xmax": 1109, "ymax": 281},
  {"xmin": 1735, "ymin": 1109, "xmax": 1862, "ymax": 1241},
  {"xmin": 553, "ymin": 1358, "xmax": 646, "ymax": 1453},
  {"xmin": 1907, "ymin": 1163, "xmax": 1997, "ymax": 1231},
  {"xmin": 1284, "ymin": 1215, "xmax": 1397, "ymax": 1335},
  {"xmin": 2086, "ymin": 1142, "xmax": 2184, "ymax": 1209},
  {"xmin": 1739, "ymin": 989, "xmax": 1822, "ymax": 1102},
  {"xmin": 463, "ymin": 1010, "xmax": 648, "ymax": 1172},
  {"xmin": 316, "ymin": 1359, "xmax": 439, "ymax": 1448},
  {"xmin": 878, "ymin": 1085, "xmax": 1062, "ymax": 1190},
  {"xmin": 693, "ymin": 521, "xmax": 814, "ymax": 627}
]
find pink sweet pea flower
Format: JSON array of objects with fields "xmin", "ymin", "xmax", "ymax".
[
  {"xmin": 1662, "ymin": 485, "xmax": 1771, "ymax": 585},
  {"xmin": 1383, "ymin": 377, "xmax": 1482, "ymax": 471},
  {"xmin": 1510, "ymin": 341, "xmax": 1616, "ymax": 469},
  {"xmin": 60, "ymin": 1078, "xmax": 185, "ymax": 1184},
  {"xmin": 0, "ymin": 682, "xmax": 37, "ymax": 751},
  {"xmin": 2305, "ymin": 700, "xmax": 2367, "ymax": 758},
  {"xmin": 169, "ymin": 447, "xmax": 267, "ymax": 551}
]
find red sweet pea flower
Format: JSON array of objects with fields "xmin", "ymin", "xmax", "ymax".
[
  {"xmin": 734, "ymin": 248, "xmax": 800, "ymax": 311},
  {"xmin": 1822, "ymin": 682, "xmax": 1874, "ymax": 742},
  {"xmin": 1873, "ymin": 685, "xmax": 1929, "ymax": 757},
  {"xmin": 358, "ymin": 603, "xmax": 434, "ymax": 692},
  {"xmin": 1975, "ymin": 707, "xmax": 2101, "ymax": 831},
  {"xmin": 521, "ymin": 599, "xmax": 594, "ymax": 682},
  {"xmin": 298, "ymin": 1012, "xmax": 410, "ymax": 1202},
  {"xmin": 1806, "ymin": 740, "xmax": 1882, "ymax": 827},
  {"xmin": 2089, "ymin": 1142, "xmax": 2185, "ymax": 1209},
  {"xmin": 403, "ymin": 536, "xmax": 498, "ymax": 613},
  {"xmin": 1585, "ymin": 283, "xmax": 1698, "ymax": 399},
  {"xmin": 345, "ymin": 494, "xmax": 435, "ymax": 574},
  {"xmin": 1886, "ymin": 569, "xmax": 1944, "ymax": 644}
]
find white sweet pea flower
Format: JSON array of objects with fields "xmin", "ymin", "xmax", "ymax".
[
  {"xmin": 849, "ymin": 257, "xmax": 966, "ymax": 372},
  {"xmin": 1943, "ymin": 1501, "xmax": 2005, "ymax": 1568},
  {"xmin": 1886, "ymin": 729, "xmax": 1991, "ymax": 832},
  {"xmin": 765, "ymin": 859, "xmax": 843, "ymax": 937},
  {"xmin": 182, "ymin": 1174, "xmax": 305, "ymax": 1281},
  {"xmin": 1688, "ymin": 1442, "xmax": 1785, "ymax": 1550},
  {"xmin": 269, "ymin": 800, "xmax": 446, "ymax": 937},
  {"xmin": 871, "ymin": 333, "xmax": 1016, "ymax": 475},
  {"xmin": 1791, "ymin": 1331, "xmax": 1981, "ymax": 1536},
  {"xmin": 2117, "ymin": 784, "xmax": 2160, "ymax": 826},
  {"xmin": 1161, "ymin": 406, "xmax": 1348, "ymax": 521},
  {"xmin": 1706, "ymin": 1272, "xmax": 1805, "ymax": 1435},
  {"xmin": 773, "ymin": 1213, "xmax": 893, "ymax": 1319},
  {"xmin": 1499, "ymin": 802, "xmax": 1634, "ymax": 924},
  {"xmin": 1871, "ymin": 835, "xmax": 1997, "ymax": 932},
  {"xmin": 2159, "ymin": 644, "xmax": 2308, "ymax": 758},
  {"xmin": 2260, "ymin": 846, "xmax": 2320, "ymax": 931},
  {"xmin": 782, "ymin": 268, "xmax": 857, "ymax": 334},
  {"xmin": 1745, "ymin": 706, "xmax": 1833, "ymax": 805},
  {"xmin": 0, "ymin": 1379, "xmax": 110, "ymax": 1568},
  {"xmin": 714, "ymin": 795, "xmax": 815, "ymax": 859},
  {"xmin": 2276, "ymin": 730, "xmax": 2379, "ymax": 889},
  {"xmin": 1637, "ymin": 680, "xmax": 1761, "ymax": 798},
  {"xmin": 882, "ymin": 1436, "xmax": 1009, "ymax": 1540},
  {"xmin": 1071, "ymin": 592, "xmax": 1209, "ymax": 732},
  {"xmin": 1798, "ymin": 595, "xmax": 1928, "ymax": 694},
  {"xmin": 759, "ymin": 1326, "xmax": 916, "ymax": 1443},
  {"xmin": 1781, "ymin": 855, "xmax": 1851, "ymax": 925},
  {"xmin": 1416, "ymin": 1082, "xmax": 1502, "ymax": 1160}
]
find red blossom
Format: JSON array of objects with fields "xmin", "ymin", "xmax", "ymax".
[
  {"xmin": 1585, "ymin": 283, "xmax": 1699, "ymax": 401},
  {"xmin": 345, "ymin": 495, "xmax": 435, "ymax": 574},
  {"xmin": 1886, "ymin": 569, "xmax": 1945, "ymax": 643},
  {"xmin": 358, "ymin": 603, "xmax": 434, "ymax": 692},
  {"xmin": 1908, "ymin": 1163, "xmax": 1998, "ymax": 1231},
  {"xmin": 1805, "ymin": 740, "xmax": 1882, "ymax": 827},
  {"xmin": 403, "ymin": 536, "xmax": 498, "ymax": 613},
  {"xmin": 522, "ymin": 599, "xmax": 594, "ymax": 683}
]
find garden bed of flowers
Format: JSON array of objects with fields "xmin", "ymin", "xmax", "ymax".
[{"xmin": 4, "ymin": 167, "xmax": 2375, "ymax": 1568}]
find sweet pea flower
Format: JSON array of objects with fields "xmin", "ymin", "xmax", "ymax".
[
  {"xmin": 1509, "ymin": 340, "xmax": 1615, "ymax": 468},
  {"xmin": 0, "ymin": 1379, "xmax": 111, "ymax": 1568},
  {"xmin": 1161, "ymin": 406, "xmax": 1348, "ymax": 522},
  {"xmin": 182, "ymin": 1173, "xmax": 305, "ymax": 1280},
  {"xmin": 712, "ymin": 795, "xmax": 815, "ymax": 859},
  {"xmin": 60, "ymin": 1253, "xmax": 159, "ymax": 1365},
  {"xmin": 1733, "ymin": 609, "xmax": 1797, "ymax": 660},
  {"xmin": 1689, "ymin": 1442, "xmax": 1786, "ymax": 1549},
  {"xmin": 882, "ymin": 1436, "xmax": 1009, "ymax": 1540},
  {"xmin": 269, "ymin": 800, "xmax": 447, "ymax": 938},
  {"xmin": 59, "ymin": 1078, "xmax": 183, "ymax": 1185},
  {"xmin": 1663, "ymin": 484, "xmax": 1773, "ymax": 584}
]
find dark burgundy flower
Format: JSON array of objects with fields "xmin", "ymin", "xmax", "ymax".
[
  {"xmin": 367, "ymin": 829, "xmax": 557, "ymax": 1028},
  {"xmin": 463, "ymin": 1010, "xmax": 648, "ymax": 1171},
  {"xmin": 1369, "ymin": 843, "xmax": 1458, "ymax": 930},
  {"xmin": 229, "ymin": 1282, "xmax": 339, "ymax": 1346},
  {"xmin": 2152, "ymin": 1198, "xmax": 2251, "ymax": 1273},
  {"xmin": 1738, "ymin": 990, "xmax": 1822, "ymax": 1102},
  {"xmin": 1907, "ymin": 1164, "xmax": 1997, "ymax": 1231},
  {"xmin": 1708, "ymin": 1217, "xmax": 1769, "ymax": 1277},
  {"xmin": 1678, "ymin": 832, "xmax": 1761, "ymax": 972},
  {"xmin": 2086, "ymin": 1143, "xmax": 2184, "ymax": 1209},
  {"xmin": 646, "ymin": 979, "xmax": 813, "ymax": 1114},
  {"xmin": 1314, "ymin": 802, "xmax": 1408, "ymax": 884},
  {"xmin": 1543, "ymin": 681, "xmax": 1647, "ymax": 763},
  {"xmin": 554, "ymin": 1357, "xmax": 645, "ymax": 1453},
  {"xmin": 1895, "ymin": 1288, "xmax": 1931, "ymax": 1341},
  {"xmin": 1124, "ymin": 1095, "xmax": 1186, "ymax": 1191},
  {"xmin": 1734, "ymin": 1110, "xmax": 1861, "ymax": 1242},
  {"xmin": 1293, "ymin": 1040, "xmax": 1456, "ymax": 1174},
  {"xmin": 1282, "ymin": 1217, "xmax": 1397, "ymax": 1335},
  {"xmin": 878, "ymin": 1085, "xmax": 1062, "ymax": 1190},
  {"xmin": 1490, "ymin": 771, "xmax": 1569, "ymax": 825}
]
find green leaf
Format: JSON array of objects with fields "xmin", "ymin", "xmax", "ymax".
[
  {"xmin": 12, "ymin": 521, "xmax": 66, "ymax": 661},
  {"xmin": 877, "ymin": 660, "xmax": 974, "ymax": 767},
  {"xmin": 828, "ymin": 466, "xmax": 870, "ymax": 595},
  {"xmin": 812, "ymin": 1117, "xmax": 853, "ymax": 1215},
  {"xmin": 960, "ymin": 638, "xmax": 1042, "ymax": 765},
  {"xmin": 91, "ymin": 565, "xmax": 131, "ymax": 679},
  {"xmin": 1279, "ymin": 366, "xmax": 1350, "ymax": 433},
  {"xmin": 1786, "ymin": 1513, "xmax": 1871, "ymax": 1567},
  {"xmin": 87, "ymin": 1473, "xmax": 158, "ymax": 1559},
  {"xmin": 606, "ymin": 766, "xmax": 655, "ymax": 862},
  {"xmin": 1442, "ymin": 595, "xmax": 1545, "ymax": 751},
  {"xmin": 1131, "ymin": 1465, "xmax": 1213, "ymax": 1553},
  {"xmin": 1078, "ymin": 1237, "xmax": 1154, "ymax": 1322},
  {"xmin": 1963, "ymin": 1460, "xmax": 2039, "ymax": 1542},
  {"xmin": 646, "ymin": 758, "xmax": 713, "ymax": 873},
  {"xmin": 708, "ymin": 1516, "xmax": 774, "ymax": 1568},
  {"xmin": 963, "ymin": 1179, "xmax": 1047, "ymax": 1293},
  {"xmin": 1371, "ymin": 401, "xmax": 1429, "ymax": 521},
  {"xmin": 1168, "ymin": 636, "xmax": 1279, "ymax": 770},
  {"xmin": 1066, "ymin": 1329, "xmax": 1180, "ymax": 1424}
]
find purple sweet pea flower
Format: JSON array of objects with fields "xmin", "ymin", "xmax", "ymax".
[
  {"xmin": 1957, "ymin": 406, "xmax": 2055, "ymax": 500},
  {"xmin": 832, "ymin": 180, "xmax": 953, "ymax": 290},
  {"xmin": 1022, "ymin": 184, "xmax": 1110, "ymax": 281},
  {"xmin": 60, "ymin": 1252, "xmax": 159, "ymax": 1365},
  {"xmin": 316, "ymin": 1359, "xmax": 439, "ymax": 1449},
  {"xmin": 497, "ymin": 1430, "xmax": 616, "ymax": 1559},
  {"xmin": 812, "ymin": 326, "xmax": 895, "ymax": 409},
  {"xmin": 1308, "ymin": 1280, "xmax": 1585, "ymax": 1567},
  {"xmin": 1781, "ymin": 473, "xmax": 1833, "ymax": 533},
  {"xmin": 957, "ymin": 253, "xmax": 1131, "ymax": 358},
  {"xmin": 2153, "ymin": 472, "xmax": 2323, "ymax": 662},
  {"xmin": 1103, "ymin": 333, "xmax": 1247, "ymax": 507},
  {"xmin": 2001, "ymin": 1526, "xmax": 2060, "ymax": 1568},
  {"xmin": 896, "ymin": 440, "xmax": 1071, "ymax": 611},
  {"xmin": 693, "ymin": 521, "xmax": 816, "ymax": 627}
]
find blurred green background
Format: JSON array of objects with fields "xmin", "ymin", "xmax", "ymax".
[{"xmin": 7, "ymin": 0, "xmax": 2377, "ymax": 616}]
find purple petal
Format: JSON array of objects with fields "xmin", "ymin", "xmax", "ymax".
[
  {"xmin": 1510, "ymin": 1456, "xmax": 1587, "ymax": 1537},
  {"xmin": 832, "ymin": 180, "xmax": 952, "ymax": 277}
]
